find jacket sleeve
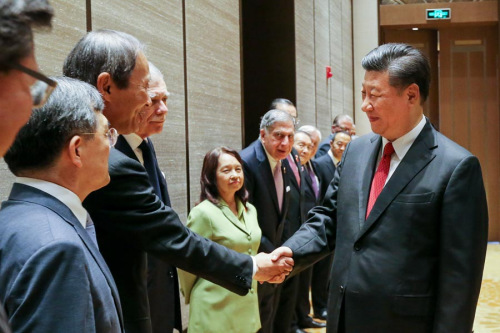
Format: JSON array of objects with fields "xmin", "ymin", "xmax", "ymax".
[
  {"xmin": 433, "ymin": 155, "xmax": 488, "ymax": 333},
  {"xmin": 5, "ymin": 241, "xmax": 94, "ymax": 333},
  {"xmin": 177, "ymin": 206, "xmax": 213, "ymax": 304},
  {"xmin": 84, "ymin": 152, "xmax": 253, "ymax": 295}
]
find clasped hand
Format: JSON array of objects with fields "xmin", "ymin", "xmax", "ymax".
[{"xmin": 253, "ymin": 247, "xmax": 294, "ymax": 284}]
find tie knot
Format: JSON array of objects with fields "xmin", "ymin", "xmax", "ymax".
[
  {"xmin": 274, "ymin": 160, "xmax": 281, "ymax": 173},
  {"xmin": 383, "ymin": 142, "xmax": 395, "ymax": 157}
]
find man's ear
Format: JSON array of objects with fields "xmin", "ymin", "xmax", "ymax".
[
  {"xmin": 260, "ymin": 129, "xmax": 266, "ymax": 143},
  {"xmin": 406, "ymin": 83, "xmax": 420, "ymax": 105},
  {"xmin": 97, "ymin": 72, "xmax": 112, "ymax": 102},
  {"xmin": 68, "ymin": 135, "xmax": 84, "ymax": 168}
]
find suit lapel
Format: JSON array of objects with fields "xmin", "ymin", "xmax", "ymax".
[
  {"xmin": 219, "ymin": 203, "xmax": 251, "ymax": 236},
  {"xmin": 357, "ymin": 136, "xmax": 382, "ymax": 230},
  {"xmin": 115, "ymin": 135, "xmax": 139, "ymax": 162},
  {"xmin": 9, "ymin": 184, "xmax": 124, "ymax": 327},
  {"xmin": 255, "ymin": 142, "xmax": 280, "ymax": 213},
  {"xmin": 357, "ymin": 122, "xmax": 438, "ymax": 240}
]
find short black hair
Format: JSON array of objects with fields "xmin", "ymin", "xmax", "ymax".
[
  {"xmin": 362, "ymin": 43, "xmax": 431, "ymax": 103},
  {"xmin": 0, "ymin": 0, "xmax": 53, "ymax": 71},
  {"xmin": 63, "ymin": 29, "xmax": 144, "ymax": 89},
  {"xmin": 5, "ymin": 77, "xmax": 104, "ymax": 175}
]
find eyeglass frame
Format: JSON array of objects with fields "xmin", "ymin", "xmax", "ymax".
[
  {"xmin": 80, "ymin": 128, "xmax": 118, "ymax": 147},
  {"xmin": 10, "ymin": 62, "xmax": 57, "ymax": 108}
]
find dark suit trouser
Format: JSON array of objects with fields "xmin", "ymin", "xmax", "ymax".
[
  {"xmin": 258, "ymin": 283, "xmax": 282, "ymax": 333},
  {"xmin": 274, "ymin": 275, "xmax": 299, "ymax": 333},
  {"xmin": 294, "ymin": 267, "xmax": 313, "ymax": 326},
  {"xmin": 147, "ymin": 255, "xmax": 181, "ymax": 333},
  {"xmin": 311, "ymin": 252, "xmax": 334, "ymax": 315}
]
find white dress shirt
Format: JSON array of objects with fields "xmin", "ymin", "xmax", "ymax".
[
  {"xmin": 122, "ymin": 133, "xmax": 146, "ymax": 165},
  {"xmin": 380, "ymin": 116, "xmax": 426, "ymax": 185}
]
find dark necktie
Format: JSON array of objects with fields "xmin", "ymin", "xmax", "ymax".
[
  {"xmin": 366, "ymin": 142, "xmax": 395, "ymax": 219},
  {"xmin": 85, "ymin": 214, "xmax": 99, "ymax": 248},
  {"xmin": 307, "ymin": 164, "xmax": 319, "ymax": 199},
  {"xmin": 286, "ymin": 155, "xmax": 301, "ymax": 186},
  {"xmin": 139, "ymin": 139, "xmax": 163, "ymax": 202}
]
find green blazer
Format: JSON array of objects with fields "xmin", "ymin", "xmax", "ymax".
[{"xmin": 178, "ymin": 199, "xmax": 262, "ymax": 333}]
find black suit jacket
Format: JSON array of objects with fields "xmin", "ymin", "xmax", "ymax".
[
  {"xmin": 312, "ymin": 153, "xmax": 336, "ymax": 204},
  {"xmin": 240, "ymin": 140, "xmax": 292, "ymax": 252},
  {"xmin": 114, "ymin": 136, "xmax": 182, "ymax": 333},
  {"xmin": 83, "ymin": 143, "xmax": 253, "ymax": 333},
  {"xmin": 284, "ymin": 120, "xmax": 488, "ymax": 333}
]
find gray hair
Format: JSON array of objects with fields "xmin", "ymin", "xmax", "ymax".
[
  {"xmin": 0, "ymin": 0, "xmax": 53, "ymax": 71},
  {"xmin": 259, "ymin": 109, "xmax": 295, "ymax": 132},
  {"xmin": 148, "ymin": 61, "xmax": 164, "ymax": 81},
  {"xmin": 4, "ymin": 77, "xmax": 104, "ymax": 174},
  {"xmin": 332, "ymin": 114, "xmax": 353, "ymax": 127},
  {"xmin": 362, "ymin": 43, "xmax": 430, "ymax": 103},
  {"xmin": 63, "ymin": 29, "xmax": 144, "ymax": 89},
  {"xmin": 298, "ymin": 125, "xmax": 322, "ymax": 141}
]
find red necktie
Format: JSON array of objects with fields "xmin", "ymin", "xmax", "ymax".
[{"xmin": 366, "ymin": 142, "xmax": 395, "ymax": 219}]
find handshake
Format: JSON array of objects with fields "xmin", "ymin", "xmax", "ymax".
[{"xmin": 253, "ymin": 247, "xmax": 294, "ymax": 284}]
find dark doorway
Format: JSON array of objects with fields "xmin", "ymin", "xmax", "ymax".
[{"xmin": 241, "ymin": 0, "xmax": 296, "ymax": 147}]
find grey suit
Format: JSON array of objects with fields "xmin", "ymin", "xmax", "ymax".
[
  {"xmin": 284, "ymin": 120, "xmax": 488, "ymax": 333},
  {"xmin": 0, "ymin": 184, "xmax": 123, "ymax": 333}
]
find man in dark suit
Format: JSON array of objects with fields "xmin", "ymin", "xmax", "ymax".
[
  {"xmin": 63, "ymin": 30, "xmax": 293, "ymax": 333},
  {"xmin": 275, "ymin": 130, "xmax": 326, "ymax": 333},
  {"xmin": 310, "ymin": 131, "xmax": 351, "ymax": 320},
  {"xmin": 273, "ymin": 43, "xmax": 489, "ymax": 333},
  {"xmin": 120, "ymin": 63, "xmax": 181, "ymax": 333},
  {"xmin": 315, "ymin": 115, "xmax": 354, "ymax": 158},
  {"xmin": 0, "ymin": 77, "xmax": 123, "ymax": 332},
  {"xmin": 240, "ymin": 109, "xmax": 295, "ymax": 333}
]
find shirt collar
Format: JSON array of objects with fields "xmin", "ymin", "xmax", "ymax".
[
  {"xmin": 382, "ymin": 116, "xmax": 426, "ymax": 160},
  {"xmin": 122, "ymin": 133, "xmax": 145, "ymax": 150},
  {"xmin": 327, "ymin": 150, "xmax": 339, "ymax": 166},
  {"xmin": 15, "ymin": 177, "xmax": 88, "ymax": 228},
  {"xmin": 262, "ymin": 142, "xmax": 279, "ymax": 172}
]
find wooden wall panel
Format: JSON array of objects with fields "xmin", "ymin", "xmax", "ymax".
[
  {"xmin": 330, "ymin": 0, "xmax": 344, "ymax": 128},
  {"xmin": 91, "ymin": 0, "xmax": 188, "ymax": 219},
  {"xmin": 295, "ymin": 1, "xmax": 316, "ymax": 126},
  {"xmin": 314, "ymin": 0, "xmax": 331, "ymax": 137},
  {"xmin": 341, "ymin": 0, "xmax": 353, "ymax": 120},
  {"xmin": 184, "ymin": 0, "xmax": 242, "ymax": 208},
  {"xmin": 0, "ymin": 0, "xmax": 87, "ymax": 201},
  {"xmin": 440, "ymin": 27, "xmax": 500, "ymax": 241}
]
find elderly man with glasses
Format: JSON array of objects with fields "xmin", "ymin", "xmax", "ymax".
[{"xmin": 0, "ymin": 77, "xmax": 123, "ymax": 333}]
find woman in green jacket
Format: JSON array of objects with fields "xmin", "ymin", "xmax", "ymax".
[{"xmin": 178, "ymin": 147, "xmax": 262, "ymax": 333}]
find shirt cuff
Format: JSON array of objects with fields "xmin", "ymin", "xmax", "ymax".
[{"xmin": 251, "ymin": 256, "xmax": 257, "ymax": 278}]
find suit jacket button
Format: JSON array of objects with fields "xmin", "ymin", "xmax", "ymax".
[
  {"xmin": 354, "ymin": 243, "xmax": 361, "ymax": 251},
  {"xmin": 339, "ymin": 285, "xmax": 344, "ymax": 293}
]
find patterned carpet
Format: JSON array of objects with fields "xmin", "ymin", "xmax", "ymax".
[
  {"xmin": 307, "ymin": 244, "xmax": 500, "ymax": 333},
  {"xmin": 474, "ymin": 243, "xmax": 500, "ymax": 333}
]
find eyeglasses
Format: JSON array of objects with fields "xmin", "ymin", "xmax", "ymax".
[
  {"xmin": 81, "ymin": 128, "xmax": 118, "ymax": 147},
  {"xmin": 10, "ymin": 62, "xmax": 57, "ymax": 108}
]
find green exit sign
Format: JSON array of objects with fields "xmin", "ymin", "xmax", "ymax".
[{"xmin": 426, "ymin": 8, "xmax": 451, "ymax": 20}]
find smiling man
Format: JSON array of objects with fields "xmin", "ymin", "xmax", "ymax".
[
  {"xmin": 118, "ymin": 62, "xmax": 181, "ymax": 333},
  {"xmin": 272, "ymin": 43, "xmax": 488, "ymax": 333}
]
